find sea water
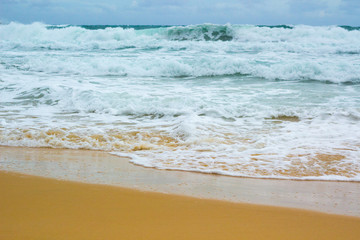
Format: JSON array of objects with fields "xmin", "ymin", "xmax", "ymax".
[{"xmin": 0, "ymin": 22, "xmax": 359, "ymax": 180}]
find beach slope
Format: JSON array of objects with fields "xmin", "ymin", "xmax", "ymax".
[{"xmin": 1, "ymin": 171, "xmax": 359, "ymax": 240}]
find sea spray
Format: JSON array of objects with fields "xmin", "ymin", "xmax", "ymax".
[{"xmin": 1, "ymin": 23, "xmax": 360, "ymax": 180}]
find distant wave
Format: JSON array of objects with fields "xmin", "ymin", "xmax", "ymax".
[
  {"xmin": 2, "ymin": 22, "xmax": 359, "ymax": 44},
  {"xmin": 46, "ymin": 24, "xmax": 172, "ymax": 30},
  {"xmin": 339, "ymin": 25, "xmax": 360, "ymax": 31},
  {"xmin": 46, "ymin": 23, "xmax": 360, "ymax": 32},
  {"xmin": 1, "ymin": 22, "xmax": 360, "ymax": 83},
  {"xmin": 164, "ymin": 24, "xmax": 234, "ymax": 41}
]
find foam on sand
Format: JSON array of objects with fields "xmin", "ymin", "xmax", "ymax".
[{"xmin": 1, "ymin": 146, "xmax": 360, "ymax": 217}]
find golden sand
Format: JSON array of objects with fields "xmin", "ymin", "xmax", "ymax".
[
  {"xmin": 1, "ymin": 146, "xmax": 360, "ymax": 216},
  {"xmin": 1, "ymin": 171, "xmax": 359, "ymax": 240}
]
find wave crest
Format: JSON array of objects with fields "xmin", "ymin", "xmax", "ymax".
[
  {"xmin": 1, "ymin": 22, "xmax": 360, "ymax": 83},
  {"xmin": 165, "ymin": 24, "xmax": 234, "ymax": 41}
]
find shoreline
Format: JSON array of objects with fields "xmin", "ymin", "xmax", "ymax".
[
  {"xmin": 1, "ymin": 170, "xmax": 360, "ymax": 240},
  {"xmin": 1, "ymin": 146, "xmax": 360, "ymax": 217}
]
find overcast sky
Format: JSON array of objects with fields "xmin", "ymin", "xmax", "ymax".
[{"xmin": 1, "ymin": 0, "xmax": 359, "ymax": 25}]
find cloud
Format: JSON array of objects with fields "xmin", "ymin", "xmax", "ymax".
[
  {"xmin": 138, "ymin": 0, "xmax": 188, "ymax": 7},
  {"xmin": 0, "ymin": 0, "xmax": 359, "ymax": 25},
  {"xmin": 131, "ymin": 1, "xmax": 138, "ymax": 8}
]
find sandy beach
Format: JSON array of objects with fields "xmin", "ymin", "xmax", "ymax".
[
  {"xmin": 1, "ymin": 171, "xmax": 360, "ymax": 240},
  {"xmin": 1, "ymin": 146, "xmax": 360, "ymax": 216},
  {"xmin": 0, "ymin": 146, "xmax": 360, "ymax": 239},
  {"xmin": 1, "ymin": 12, "xmax": 360, "ymax": 240}
]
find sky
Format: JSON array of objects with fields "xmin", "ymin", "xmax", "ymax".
[{"xmin": 1, "ymin": 0, "xmax": 359, "ymax": 26}]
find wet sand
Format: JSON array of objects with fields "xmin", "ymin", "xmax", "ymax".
[
  {"xmin": 1, "ymin": 146, "xmax": 360, "ymax": 216},
  {"xmin": 1, "ymin": 171, "xmax": 360, "ymax": 240}
]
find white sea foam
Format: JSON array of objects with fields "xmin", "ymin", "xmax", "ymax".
[
  {"xmin": 1, "ymin": 23, "xmax": 360, "ymax": 180},
  {"xmin": 1, "ymin": 22, "xmax": 360, "ymax": 82}
]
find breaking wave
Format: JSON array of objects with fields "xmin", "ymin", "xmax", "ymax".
[
  {"xmin": 1, "ymin": 22, "xmax": 360, "ymax": 181},
  {"xmin": 1, "ymin": 22, "xmax": 360, "ymax": 83}
]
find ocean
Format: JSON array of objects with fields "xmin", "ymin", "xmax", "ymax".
[{"xmin": 0, "ymin": 22, "xmax": 359, "ymax": 181}]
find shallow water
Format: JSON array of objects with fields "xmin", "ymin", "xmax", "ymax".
[{"xmin": 1, "ymin": 22, "xmax": 360, "ymax": 180}]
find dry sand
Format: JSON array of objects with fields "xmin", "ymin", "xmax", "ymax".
[
  {"xmin": 1, "ymin": 146, "xmax": 360, "ymax": 217},
  {"xmin": 1, "ymin": 171, "xmax": 360, "ymax": 240}
]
